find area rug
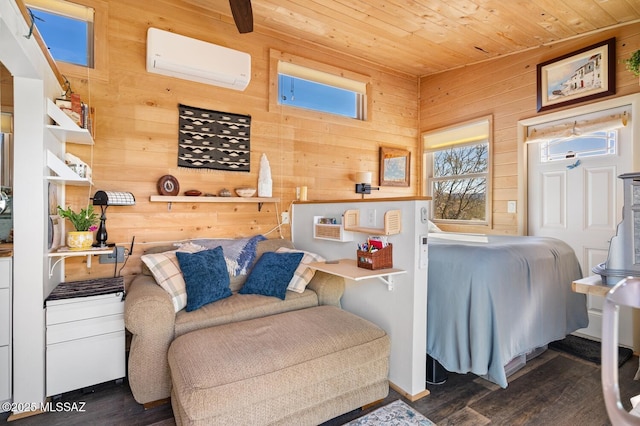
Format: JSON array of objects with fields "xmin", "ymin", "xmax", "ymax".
[
  {"xmin": 344, "ymin": 400, "xmax": 436, "ymax": 425},
  {"xmin": 549, "ymin": 334, "xmax": 633, "ymax": 367}
]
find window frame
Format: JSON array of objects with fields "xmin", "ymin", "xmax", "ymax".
[
  {"xmin": 269, "ymin": 49, "xmax": 371, "ymax": 122},
  {"xmin": 540, "ymin": 130, "xmax": 618, "ymax": 163},
  {"xmin": 26, "ymin": 0, "xmax": 109, "ymax": 82},
  {"xmin": 422, "ymin": 116, "xmax": 493, "ymax": 228},
  {"xmin": 27, "ymin": 0, "xmax": 94, "ymax": 67}
]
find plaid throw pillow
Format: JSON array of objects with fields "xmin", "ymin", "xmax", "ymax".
[
  {"xmin": 140, "ymin": 242, "xmax": 205, "ymax": 312},
  {"xmin": 276, "ymin": 247, "xmax": 325, "ymax": 293}
]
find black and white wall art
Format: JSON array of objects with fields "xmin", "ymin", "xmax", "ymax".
[{"xmin": 177, "ymin": 104, "xmax": 251, "ymax": 172}]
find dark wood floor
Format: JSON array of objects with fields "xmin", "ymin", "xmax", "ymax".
[{"xmin": 3, "ymin": 348, "xmax": 640, "ymax": 425}]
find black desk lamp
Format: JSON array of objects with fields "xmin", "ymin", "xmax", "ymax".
[{"xmin": 92, "ymin": 190, "xmax": 135, "ymax": 247}]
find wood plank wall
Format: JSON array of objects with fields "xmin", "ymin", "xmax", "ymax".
[
  {"xmin": 0, "ymin": 63, "xmax": 12, "ymax": 116},
  {"xmin": 58, "ymin": 0, "xmax": 418, "ymax": 283},
  {"xmin": 420, "ymin": 23, "xmax": 640, "ymax": 235}
]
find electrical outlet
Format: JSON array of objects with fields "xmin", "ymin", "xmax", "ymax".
[
  {"xmin": 366, "ymin": 209, "xmax": 376, "ymax": 226},
  {"xmin": 99, "ymin": 246, "xmax": 125, "ymax": 264},
  {"xmin": 281, "ymin": 211, "xmax": 290, "ymax": 224},
  {"xmin": 507, "ymin": 201, "xmax": 517, "ymax": 213}
]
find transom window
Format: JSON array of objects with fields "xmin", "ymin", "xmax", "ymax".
[
  {"xmin": 277, "ymin": 61, "xmax": 366, "ymax": 120},
  {"xmin": 423, "ymin": 117, "xmax": 492, "ymax": 224},
  {"xmin": 540, "ymin": 131, "xmax": 617, "ymax": 162},
  {"xmin": 26, "ymin": 0, "xmax": 94, "ymax": 67}
]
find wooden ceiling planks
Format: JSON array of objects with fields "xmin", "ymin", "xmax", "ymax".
[{"xmin": 179, "ymin": 0, "xmax": 640, "ymax": 76}]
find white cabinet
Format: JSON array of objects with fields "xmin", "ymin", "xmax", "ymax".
[
  {"xmin": 45, "ymin": 278, "xmax": 125, "ymax": 397},
  {"xmin": 0, "ymin": 258, "xmax": 12, "ymax": 407}
]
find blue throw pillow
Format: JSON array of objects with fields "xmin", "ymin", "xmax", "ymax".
[
  {"xmin": 239, "ymin": 252, "xmax": 304, "ymax": 300},
  {"xmin": 176, "ymin": 246, "xmax": 231, "ymax": 312}
]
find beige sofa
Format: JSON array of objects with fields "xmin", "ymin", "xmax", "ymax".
[{"xmin": 124, "ymin": 238, "xmax": 346, "ymax": 406}]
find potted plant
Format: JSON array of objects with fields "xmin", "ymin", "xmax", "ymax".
[
  {"xmin": 623, "ymin": 50, "xmax": 640, "ymax": 82},
  {"xmin": 57, "ymin": 205, "xmax": 98, "ymax": 250}
]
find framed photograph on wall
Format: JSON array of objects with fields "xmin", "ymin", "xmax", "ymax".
[
  {"xmin": 379, "ymin": 146, "xmax": 410, "ymax": 187},
  {"xmin": 536, "ymin": 37, "xmax": 615, "ymax": 112}
]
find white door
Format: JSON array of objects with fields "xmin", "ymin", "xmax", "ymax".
[{"xmin": 527, "ymin": 106, "xmax": 633, "ymax": 347}]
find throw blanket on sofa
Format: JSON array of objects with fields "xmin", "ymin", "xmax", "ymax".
[{"xmin": 191, "ymin": 235, "xmax": 266, "ymax": 276}]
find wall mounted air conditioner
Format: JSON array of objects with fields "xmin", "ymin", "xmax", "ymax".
[{"xmin": 146, "ymin": 27, "xmax": 251, "ymax": 91}]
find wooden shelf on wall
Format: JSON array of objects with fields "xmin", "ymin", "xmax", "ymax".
[
  {"xmin": 149, "ymin": 195, "xmax": 280, "ymax": 211},
  {"xmin": 343, "ymin": 209, "xmax": 402, "ymax": 236}
]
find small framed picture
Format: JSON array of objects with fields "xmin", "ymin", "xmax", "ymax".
[
  {"xmin": 379, "ymin": 146, "xmax": 410, "ymax": 187},
  {"xmin": 536, "ymin": 37, "xmax": 616, "ymax": 112}
]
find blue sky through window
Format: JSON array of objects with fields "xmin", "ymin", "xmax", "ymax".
[
  {"xmin": 29, "ymin": 8, "xmax": 89, "ymax": 66},
  {"xmin": 278, "ymin": 74, "xmax": 358, "ymax": 118}
]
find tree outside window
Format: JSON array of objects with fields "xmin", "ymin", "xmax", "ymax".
[
  {"xmin": 423, "ymin": 116, "xmax": 492, "ymax": 226},
  {"xmin": 431, "ymin": 143, "xmax": 488, "ymax": 221}
]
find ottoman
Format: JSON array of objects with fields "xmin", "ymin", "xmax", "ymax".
[{"xmin": 168, "ymin": 305, "xmax": 390, "ymax": 426}]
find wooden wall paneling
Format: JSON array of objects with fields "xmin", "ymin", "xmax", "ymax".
[
  {"xmin": 58, "ymin": 0, "xmax": 419, "ymax": 281},
  {"xmin": 420, "ymin": 22, "xmax": 640, "ymax": 235}
]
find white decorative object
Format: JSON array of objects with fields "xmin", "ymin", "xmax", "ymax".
[
  {"xmin": 235, "ymin": 187, "xmax": 256, "ymax": 197},
  {"xmin": 258, "ymin": 153, "xmax": 272, "ymax": 197}
]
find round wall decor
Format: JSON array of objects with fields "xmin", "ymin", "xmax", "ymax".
[{"xmin": 157, "ymin": 175, "xmax": 180, "ymax": 196}]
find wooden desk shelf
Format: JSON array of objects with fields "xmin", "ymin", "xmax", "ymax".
[
  {"xmin": 572, "ymin": 275, "xmax": 611, "ymax": 297},
  {"xmin": 307, "ymin": 259, "xmax": 406, "ymax": 290}
]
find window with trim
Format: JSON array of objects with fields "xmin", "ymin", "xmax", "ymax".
[
  {"xmin": 277, "ymin": 61, "xmax": 366, "ymax": 120},
  {"xmin": 26, "ymin": 0, "xmax": 94, "ymax": 67},
  {"xmin": 423, "ymin": 118, "xmax": 491, "ymax": 224},
  {"xmin": 540, "ymin": 131, "xmax": 617, "ymax": 162}
]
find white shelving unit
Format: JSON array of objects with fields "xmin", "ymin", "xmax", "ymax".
[
  {"xmin": 313, "ymin": 216, "xmax": 354, "ymax": 242},
  {"xmin": 45, "ymin": 99, "xmax": 94, "ymax": 186}
]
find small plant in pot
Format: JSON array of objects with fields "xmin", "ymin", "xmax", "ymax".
[
  {"xmin": 623, "ymin": 50, "xmax": 640, "ymax": 81},
  {"xmin": 57, "ymin": 205, "xmax": 98, "ymax": 250}
]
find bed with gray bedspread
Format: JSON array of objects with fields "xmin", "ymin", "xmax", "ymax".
[{"xmin": 426, "ymin": 234, "xmax": 589, "ymax": 388}]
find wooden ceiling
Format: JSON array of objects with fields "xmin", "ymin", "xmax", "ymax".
[{"xmin": 183, "ymin": 0, "xmax": 640, "ymax": 76}]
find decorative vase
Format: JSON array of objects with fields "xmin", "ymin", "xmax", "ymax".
[
  {"xmin": 67, "ymin": 231, "xmax": 94, "ymax": 250},
  {"xmin": 258, "ymin": 153, "xmax": 272, "ymax": 197}
]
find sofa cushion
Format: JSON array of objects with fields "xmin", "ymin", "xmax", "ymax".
[
  {"xmin": 140, "ymin": 244, "xmax": 179, "ymax": 276},
  {"xmin": 228, "ymin": 238, "xmax": 296, "ymax": 292},
  {"xmin": 276, "ymin": 247, "xmax": 325, "ymax": 293},
  {"xmin": 140, "ymin": 242, "xmax": 205, "ymax": 312},
  {"xmin": 174, "ymin": 289, "xmax": 319, "ymax": 337},
  {"xmin": 176, "ymin": 246, "xmax": 232, "ymax": 312},
  {"xmin": 239, "ymin": 252, "xmax": 304, "ymax": 300},
  {"xmin": 168, "ymin": 305, "xmax": 390, "ymax": 424}
]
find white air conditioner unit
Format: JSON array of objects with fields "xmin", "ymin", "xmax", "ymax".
[{"xmin": 146, "ymin": 27, "xmax": 251, "ymax": 91}]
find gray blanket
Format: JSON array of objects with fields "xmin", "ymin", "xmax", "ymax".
[{"xmin": 426, "ymin": 234, "xmax": 588, "ymax": 387}]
